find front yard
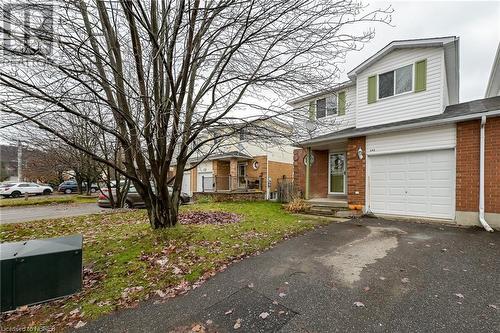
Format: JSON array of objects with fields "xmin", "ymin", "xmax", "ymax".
[{"xmin": 0, "ymin": 202, "xmax": 330, "ymax": 331}]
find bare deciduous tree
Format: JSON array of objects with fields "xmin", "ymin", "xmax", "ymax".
[{"xmin": 0, "ymin": 0, "xmax": 391, "ymax": 228}]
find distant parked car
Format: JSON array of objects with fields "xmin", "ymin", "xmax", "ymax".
[
  {"xmin": 0, "ymin": 182, "xmax": 53, "ymax": 198},
  {"xmin": 58, "ymin": 180, "xmax": 99, "ymax": 194},
  {"xmin": 98, "ymin": 186, "xmax": 190, "ymax": 208}
]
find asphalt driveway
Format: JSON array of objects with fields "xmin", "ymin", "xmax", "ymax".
[{"xmin": 78, "ymin": 218, "xmax": 499, "ymax": 333}]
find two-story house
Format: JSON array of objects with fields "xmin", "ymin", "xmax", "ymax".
[
  {"xmin": 291, "ymin": 37, "xmax": 500, "ymax": 230},
  {"xmin": 175, "ymin": 119, "xmax": 295, "ymax": 200}
]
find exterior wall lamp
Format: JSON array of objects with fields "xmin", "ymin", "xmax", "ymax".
[{"xmin": 357, "ymin": 147, "xmax": 364, "ymax": 160}]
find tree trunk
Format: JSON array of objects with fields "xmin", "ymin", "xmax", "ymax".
[
  {"xmin": 145, "ymin": 191, "xmax": 180, "ymax": 229},
  {"xmin": 85, "ymin": 178, "xmax": 92, "ymax": 195}
]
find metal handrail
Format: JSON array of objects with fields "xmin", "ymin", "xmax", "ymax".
[{"xmin": 201, "ymin": 176, "xmax": 262, "ymax": 192}]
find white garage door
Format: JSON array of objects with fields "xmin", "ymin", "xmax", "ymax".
[
  {"xmin": 181, "ymin": 172, "xmax": 191, "ymax": 196},
  {"xmin": 197, "ymin": 171, "xmax": 213, "ymax": 192},
  {"xmin": 369, "ymin": 149, "xmax": 454, "ymax": 219}
]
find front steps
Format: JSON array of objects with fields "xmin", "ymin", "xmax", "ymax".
[{"xmin": 306, "ymin": 198, "xmax": 362, "ymax": 218}]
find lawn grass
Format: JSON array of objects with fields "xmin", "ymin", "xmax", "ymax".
[
  {"xmin": 0, "ymin": 202, "xmax": 331, "ymax": 331},
  {"xmin": 0, "ymin": 195, "xmax": 97, "ymax": 207}
]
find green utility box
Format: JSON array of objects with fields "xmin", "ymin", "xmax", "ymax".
[{"xmin": 1, "ymin": 234, "xmax": 83, "ymax": 312}]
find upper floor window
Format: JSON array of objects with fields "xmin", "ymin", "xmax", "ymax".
[
  {"xmin": 316, "ymin": 95, "xmax": 337, "ymax": 119},
  {"xmin": 378, "ymin": 64, "xmax": 413, "ymax": 99}
]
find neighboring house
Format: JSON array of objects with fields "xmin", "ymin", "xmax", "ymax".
[
  {"xmin": 290, "ymin": 36, "xmax": 500, "ymax": 230},
  {"xmin": 485, "ymin": 42, "xmax": 500, "ymax": 98},
  {"xmin": 175, "ymin": 119, "xmax": 295, "ymax": 200}
]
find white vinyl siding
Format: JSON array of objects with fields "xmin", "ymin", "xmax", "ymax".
[
  {"xmin": 366, "ymin": 125, "xmax": 456, "ymax": 155},
  {"xmin": 293, "ymin": 84, "xmax": 357, "ymax": 137},
  {"xmin": 356, "ymin": 47, "xmax": 445, "ymax": 128}
]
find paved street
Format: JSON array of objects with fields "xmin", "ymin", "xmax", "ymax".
[
  {"xmin": 0, "ymin": 203, "xmax": 108, "ymax": 224},
  {"xmin": 78, "ymin": 218, "xmax": 500, "ymax": 333}
]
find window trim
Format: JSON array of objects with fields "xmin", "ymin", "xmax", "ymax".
[
  {"xmin": 315, "ymin": 94, "xmax": 339, "ymax": 119},
  {"xmin": 337, "ymin": 90, "xmax": 346, "ymax": 116},
  {"xmin": 377, "ymin": 63, "xmax": 414, "ymax": 101}
]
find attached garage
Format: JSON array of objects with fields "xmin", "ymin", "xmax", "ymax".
[
  {"xmin": 368, "ymin": 149, "xmax": 455, "ymax": 219},
  {"xmin": 181, "ymin": 171, "xmax": 191, "ymax": 196},
  {"xmin": 197, "ymin": 171, "xmax": 213, "ymax": 192},
  {"xmin": 366, "ymin": 125, "xmax": 456, "ymax": 220}
]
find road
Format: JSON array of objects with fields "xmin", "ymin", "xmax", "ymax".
[{"xmin": 0, "ymin": 203, "xmax": 108, "ymax": 224}]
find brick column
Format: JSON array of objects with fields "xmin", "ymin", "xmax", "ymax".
[
  {"xmin": 347, "ymin": 136, "xmax": 366, "ymax": 209},
  {"xmin": 229, "ymin": 158, "xmax": 238, "ymax": 190}
]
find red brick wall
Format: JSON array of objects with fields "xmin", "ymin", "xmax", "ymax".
[
  {"xmin": 456, "ymin": 120, "xmax": 480, "ymax": 211},
  {"xmin": 485, "ymin": 117, "xmax": 500, "ymax": 213},
  {"xmin": 456, "ymin": 117, "xmax": 500, "ymax": 213},
  {"xmin": 347, "ymin": 137, "xmax": 366, "ymax": 207},
  {"xmin": 293, "ymin": 149, "xmax": 328, "ymax": 198}
]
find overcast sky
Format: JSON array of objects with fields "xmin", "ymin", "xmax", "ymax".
[{"xmin": 339, "ymin": 0, "xmax": 500, "ymax": 102}]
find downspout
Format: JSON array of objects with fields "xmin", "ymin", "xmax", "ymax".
[
  {"xmin": 479, "ymin": 116, "xmax": 494, "ymax": 232},
  {"xmin": 305, "ymin": 147, "xmax": 311, "ymax": 200}
]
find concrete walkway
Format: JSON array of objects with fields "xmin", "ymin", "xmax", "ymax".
[{"xmin": 78, "ymin": 218, "xmax": 499, "ymax": 333}]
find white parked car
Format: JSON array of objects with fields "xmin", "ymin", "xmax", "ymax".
[{"xmin": 0, "ymin": 182, "xmax": 53, "ymax": 198}]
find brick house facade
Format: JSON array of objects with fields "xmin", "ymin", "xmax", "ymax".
[{"xmin": 456, "ymin": 117, "xmax": 500, "ymax": 218}]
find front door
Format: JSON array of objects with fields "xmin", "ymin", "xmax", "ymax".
[
  {"xmin": 237, "ymin": 163, "xmax": 247, "ymax": 188},
  {"xmin": 329, "ymin": 152, "xmax": 346, "ymax": 194}
]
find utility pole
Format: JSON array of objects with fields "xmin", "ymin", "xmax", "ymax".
[{"xmin": 17, "ymin": 140, "xmax": 22, "ymax": 181}]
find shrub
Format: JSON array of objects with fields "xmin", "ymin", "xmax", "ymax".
[
  {"xmin": 283, "ymin": 198, "xmax": 310, "ymax": 213},
  {"xmin": 195, "ymin": 195, "xmax": 215, "ymax": 204}
]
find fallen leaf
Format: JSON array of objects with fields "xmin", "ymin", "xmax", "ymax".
[
  {"xmin": 156, "ymin": 258, "xmax": 168, "ymax": 267},
  {"xmin": 278, "ymin": 310, "xmax": 285, "ymax": 315},
  {"xmin": 206, "ymin": 319, "xmax": 213, "ymax": 325},
  {"xmin": 454, "ymin": 293, "xmax": 464, "ymax": 298},
  {"xmin": 191, "ymin": 324, "xmax": 203, "ymax": 332},
  {"xmin": 69, "ymin": 308, "xmax": 80, "ymax": 315},
  {"xmin": 278, "ymin": 293, "xmax": 287, "ymax": 298},
  {"xmin": 259, "ymin": 312, "xmax": 269, "ymax": 319},
  {"xmin": 272, "ymin": 300, "xmax": 278, "ymax": 305},
  {"xmin": 248, "ymin": 283, "xmax": 254, "ymax": 288},
  {"xmin": 225, "ymin": 309, "xmax": 233, "ymax": 315},
  {"xmin": 363, "ymin": 286, "xmax": 370, "ymax": 292},
  {"xmin": 353, "ymin": 301, "xmax": 365, "ymax": 307},
  {"xmin": 401, "ymin": 278, "xmax": 410, "ymax": 284},
  {"xmin": 74, "ymin": 321, "xmax": 86, "ymax": 329},
  {"xmin": 233, "ymin": 318, "xmax": 242, "ymax": 329}
]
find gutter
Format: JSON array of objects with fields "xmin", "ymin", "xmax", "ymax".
[
  {"xmin": 479, "ymin": 116, "xmax": 494, "ymax": 232},
  {"xmin": 299, "ymin": 109, "xmax": 500, "ymax": 146}
]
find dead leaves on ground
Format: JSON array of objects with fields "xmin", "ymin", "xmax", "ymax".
[{"xmin": 178, "ymin": 211, "xmax": 241, "ymax": 225}]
